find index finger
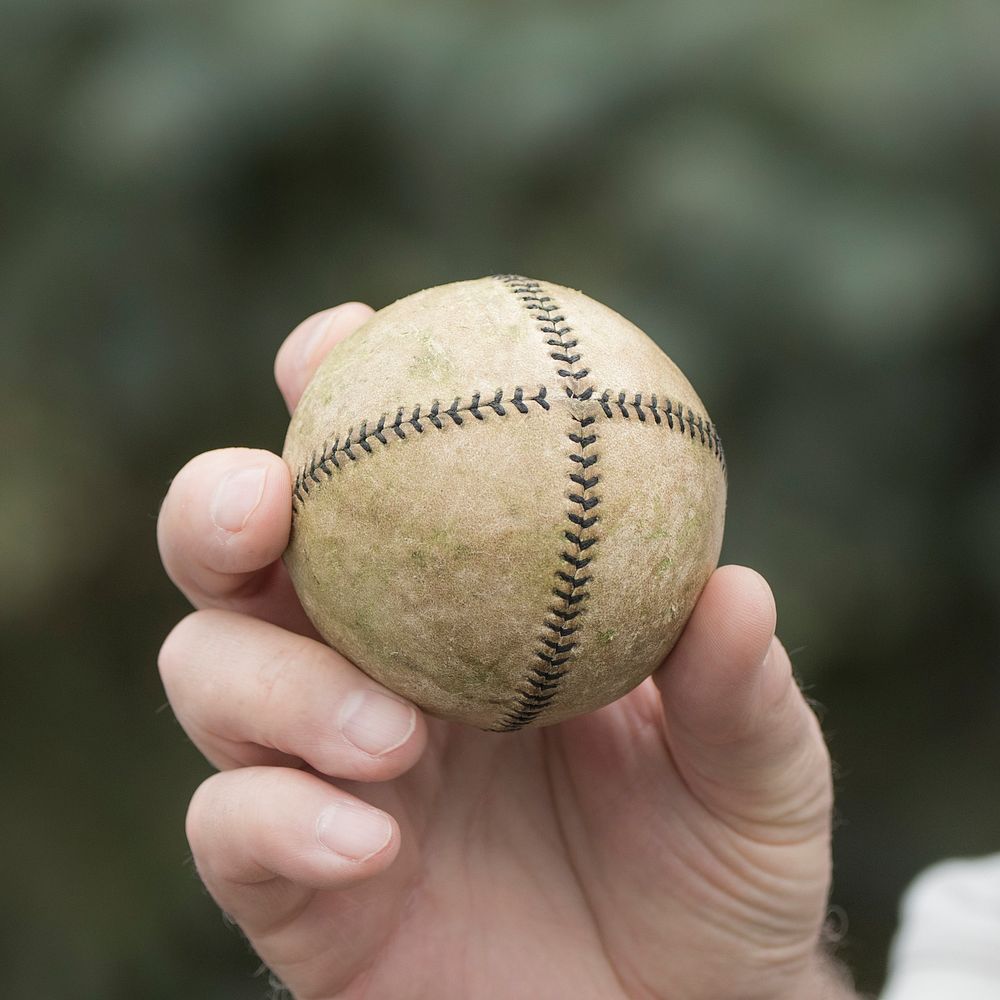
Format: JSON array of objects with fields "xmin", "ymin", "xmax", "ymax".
[
  {"xmin": 157, "ymin": 447, "xmax": 315, "ymax": 630},
  {"xmin": 274, "ymin": 302, "xmax": 375, "ymax": 413},
  {"xmin": 157, "ymin": 301, "xmax": 374, "ymax": 621}
]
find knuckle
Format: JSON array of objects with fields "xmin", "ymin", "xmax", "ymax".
[
  {"xmin": 157, "ymin": 611, "xmax": 199, "ymax": 688},
  {"xmin": 158, "ymin": 609, "xmax": 236, "ymax": 700},
  {"xmin": 256, "ymin": 634, "xmax": 333, "ymax": 708},
  {"xmin": 251, "ymin": 643, "xmax": 423, "ymax": 778},
  {"xmin": 157, "ymin": 609, "xmax": 214, "ymax": 689},
  {"xmin": 185, "ymin": 770, "xmax": 263, "ymax": 859},
  {"xmin": 186, "ymin": 769, "xmax": 295, "ymax": 887},
  {"xmin": 184, "ymin": 772, "xmax": 226, "ymax": 856},
  {"xmin": 254, "ymin": 639, "xmax": 303, "ymax": 708}
]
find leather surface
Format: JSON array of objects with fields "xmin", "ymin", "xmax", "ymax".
[{"xmin": 283, "ymin": 276, "xmax": 726, "ymax": 730}]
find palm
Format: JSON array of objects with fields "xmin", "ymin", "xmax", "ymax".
[{"xmin": 255, "ymin": 683, "xmax": 828, "ymax": 1000}]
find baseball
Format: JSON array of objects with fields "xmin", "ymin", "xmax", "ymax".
[{"xmin": 283, "ymin": 275, "xmax": 726, "ymax": 731}]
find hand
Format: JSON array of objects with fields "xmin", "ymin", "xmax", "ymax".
[{"xmin": 157, "ymin": 303, "xmax": 847, "ymax": 1000}]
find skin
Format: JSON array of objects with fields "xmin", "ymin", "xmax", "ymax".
[{"xmin": 157, "ymin": 303, "xmax": 858, "ymax": 1000}]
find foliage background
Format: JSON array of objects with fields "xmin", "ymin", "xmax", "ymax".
[{"xmin": 2, "ymin": 2, "xmax": 998, "ymax": 996}]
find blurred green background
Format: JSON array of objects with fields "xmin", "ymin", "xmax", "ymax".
[{"xmin": 2, "ymin": 1, "xmax": 998, "ymax": 996}]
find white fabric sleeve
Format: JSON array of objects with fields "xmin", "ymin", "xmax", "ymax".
[{"xmin": 880, "ymin": 854, "xmax": 1000, "ymax": 1000}]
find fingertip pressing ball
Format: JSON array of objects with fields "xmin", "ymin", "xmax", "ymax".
[{"xmin": 282, "ymin": 276, "xmax": 726, "ymax": 731}]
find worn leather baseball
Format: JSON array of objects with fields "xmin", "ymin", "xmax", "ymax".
[{"xmin": 283, "ymin": 276, "xmax": 726, "ymax": 731}]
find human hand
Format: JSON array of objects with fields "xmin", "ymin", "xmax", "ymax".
[{"xmin": 157, "ymin": 303, "xmax": 851, "ymax": 999}]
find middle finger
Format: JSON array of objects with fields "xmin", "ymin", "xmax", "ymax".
[{"xmin": 159, "ymin": 608, "xmax": 427, "ymax": 781}]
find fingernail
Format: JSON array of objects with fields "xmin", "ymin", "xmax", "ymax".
[
  {"xmin": 339, "ymin": 690, "xmax": 417, "ymax": 757},
  {"xmin": 316, "ymin": 802, "xmax": 393, "ymax": 861},
  {"xmin": 210, "ymin": 466, "xmax": 267, "ymax": 533},
  {"xmin": 300, "ymin": 307, "xmax": 342, "ymax": 367}
]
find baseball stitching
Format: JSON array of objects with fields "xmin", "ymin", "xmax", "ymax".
[
  {"xmin": 291, "ymin": 387, "xmax": 551, "ymax": 513},
  {"xmin": 289, "ymin": 277, "xmax": 725, "ymax": 731},
  {"xmin": 491, "ymin": 276, "xmax": 601, "ymax": 731}
]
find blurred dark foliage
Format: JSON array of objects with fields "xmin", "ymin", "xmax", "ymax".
[{"xmin": 2, "ymin": 2, "xmax": 999, "ymax": 997}]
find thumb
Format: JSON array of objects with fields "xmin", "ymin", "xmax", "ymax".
[{"xmin": 654, "ymin": 565, "xmax": 833, "ymax": 841}]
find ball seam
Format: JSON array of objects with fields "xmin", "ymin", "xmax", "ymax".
[
  {"xmin": 288, "ymin": 276, "xmax": 725, "ymax": 731},
  {"xmin": 491, "ymin": 275, "xmax": 601, "ymax": 731}
]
